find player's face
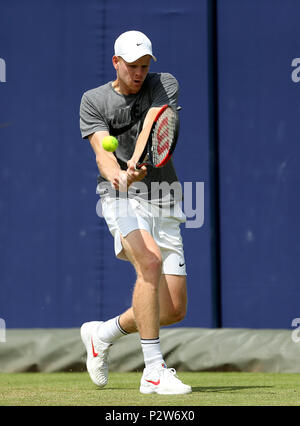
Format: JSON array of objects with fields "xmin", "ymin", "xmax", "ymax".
[{"xmin": 113, "ymin": 55, "xmax": 151, "ymax": 95}]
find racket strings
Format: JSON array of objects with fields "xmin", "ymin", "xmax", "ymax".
[{"xmin": 151, "ymin": 109, "xmax": 176, "ymax": 165}]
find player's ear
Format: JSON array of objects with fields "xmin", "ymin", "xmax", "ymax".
[{"xmin": 112, "ymin": 55, "xmax": 120, "ymax": 71}]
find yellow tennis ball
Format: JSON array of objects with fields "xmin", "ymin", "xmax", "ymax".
[{"xmin": 102, "ymin": 135, "xmax": 119, "ymax": 152}]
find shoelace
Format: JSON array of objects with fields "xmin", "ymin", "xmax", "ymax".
[
  {"xmin": 95, "ymin": 340, "xmax": 112, "ymax": 362},
  {"xmin": 102, "ymin": 342, "xmax": 112, "ymax": 359},
  {"xmin": 162, "ymin": 367, "xmax": 182, "ymax": 384}
]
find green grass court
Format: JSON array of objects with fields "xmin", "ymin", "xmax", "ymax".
[{"xmin": 0, "ymin": 372, "xmax": 300, "ymax": 406}]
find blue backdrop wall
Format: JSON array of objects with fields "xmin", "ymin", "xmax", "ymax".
[
  {"xmin": 0, "ymin": 0, "xmax": 299, "ymax": 329},
  {"xmin": 217, "ymin": 0, "xmax": 300, "ymax": 328}
]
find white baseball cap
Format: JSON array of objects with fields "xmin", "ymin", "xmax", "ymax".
[{"xmin": 114, "ymin": 30, "xmax": 157, "ymax": 63}]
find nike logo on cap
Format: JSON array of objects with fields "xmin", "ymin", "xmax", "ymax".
[{"xmin": 136, "ymin": 42, "xmax": 143, "ymax": 46}]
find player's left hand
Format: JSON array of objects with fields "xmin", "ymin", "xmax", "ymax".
[{"xmin": 112, "ymin": 163, "xmax": 147, "ymax": 192}]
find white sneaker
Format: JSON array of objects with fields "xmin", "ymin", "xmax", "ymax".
[
  {"xmin": 140, "ymin": 363, "xmax": 192, "ymax": 395},
  {"xmin": 80, "ymin": 321, "xmax": 112, "ymax": 388}
]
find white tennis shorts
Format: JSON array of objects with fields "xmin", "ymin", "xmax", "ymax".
[{"xmin": 100, "ymin": 196, "xmax": 187, "ymax": 275}]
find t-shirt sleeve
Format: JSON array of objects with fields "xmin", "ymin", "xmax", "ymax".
[
  {"xmin": 150, "ymin": 73, "xmax": 179, "ymax": 108},
  {"xmin": 79, "ymin": 92, "xmax": 109, "ymax": 139}
]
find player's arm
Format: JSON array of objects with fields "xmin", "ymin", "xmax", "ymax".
[
  {"xmin": 132, "ymin": 73, "xmax": 179, "ymax": 162},
  {"xmin": 127, "ymin": 107, "xmax": 161, "ymax": 173},
  {"xmin": 88, "ymin": 131, "xmax": 121, "ymax": 182},
  {"xmin": 129, "ymin": 73, "xmax": 179, "ymax": 167},
  {"xmin": 89, "ymin": 131, "xmax": 146, "ymax": 190}
]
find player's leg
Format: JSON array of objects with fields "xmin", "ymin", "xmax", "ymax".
[
  {"xmin": 137, "ymin": 273, "xmax": 190, "ymax": 395},
  {"xmin": 118, "ymin": 273, "xmax": 187, "ymax": 331},
  {"xmin": 119, "ymin": 229, "xmax": 169, "ymax": 371},
  {"xmin": 120, "ymin": 228, "xmax": 162, "ymax": 340},
  {"xmin": 81, "ymin": 198, "xmax": 190, "ymax": 392},
  {"xmin": 158, "ymin": 274, "xmax": 187, "ymax": 326},
  {"xmin": 138, "ymin": 202, "xmax": 191, "ymax": 394},
  {"xmin": 81, "ymin": 196, "xmax": 161, "ymax": 387},
  {"xmin": 120, "ymin": 231, "xmax": 191, "ymax": 394},
  {"xmin": 94, "ymin": 236, "xmax": 187, "ymax": 343},
  {"xmin": 80, "ymin": 227, "xmax": 162, "ymax": 388}
]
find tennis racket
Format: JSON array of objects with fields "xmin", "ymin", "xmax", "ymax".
[{"xmin": 136, "ymin": 104, "xmax": 180, "ymax": 169}]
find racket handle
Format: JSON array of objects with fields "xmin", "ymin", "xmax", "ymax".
[{"xmin": 135, "ymin": 162, "xmax": 149, "ymax": 170}]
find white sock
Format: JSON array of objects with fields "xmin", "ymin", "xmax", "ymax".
[
  {"xmin": 97, "ymin": 316, "xmax": 128, "ymax": 344},
  {"xmin": 141, "ymin": 337, "xmax": 165, "ymax": 369}
]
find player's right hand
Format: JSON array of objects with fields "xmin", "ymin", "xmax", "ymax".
[{"xmin": 126, "ymin": 159, "xmax": 147, "ymax": 183}]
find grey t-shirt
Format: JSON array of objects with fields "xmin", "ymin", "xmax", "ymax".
[{"xmin": 79, "ymin": 72, "xmax": 182, "ymax": 204}]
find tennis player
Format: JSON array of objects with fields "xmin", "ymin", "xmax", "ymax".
[{"xmin": 79, "ymin": 30, "xmax": 191, "ymax": 395}]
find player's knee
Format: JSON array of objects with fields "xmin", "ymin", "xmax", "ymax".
[
  {"xmin": 174, "ymin": 305, "xmax": 186, "ymax": 322},
  {"xmin": 138, "ymin": 252, "xmax": 162, "ymax": 284},
  {"xmin": 170, "ymin": 304, "xmax": 187, "ymax": 324},
  {"xmin": 143, "ymin": 253, "xmax": 162, "ymax": 277}
]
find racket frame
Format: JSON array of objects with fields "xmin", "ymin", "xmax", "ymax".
[{"xmin": 136, "ymin": 104, "xmax": 179, "ymax": 169}]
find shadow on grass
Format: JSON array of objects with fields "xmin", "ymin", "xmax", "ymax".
[
  {"xmin": 100, "ymin": 385, "xmax": 273, "ymax": 394},
  {"xmin": 192, "ymin": 386, "xmax": 273, "ymax": 393}
]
